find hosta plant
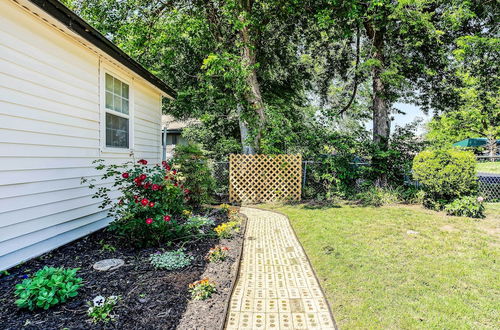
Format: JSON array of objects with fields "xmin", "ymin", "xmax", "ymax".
[
  {"xmin": 205, "ymin": 245, "xmax": 229, "ymax": 263},
  {"xmin": 87, "ymin": 295, "xmax": 120, "ymax": 323},
  {"xmin": 84, "ymin": 159, "xmax": 193, "ymax": 247},
  {"xmin": 149, "ymin": 249, "xmax": 193, "ymax": 270},
  {"xmin": 14, "ymin": 266, "xmax": 82, "ymax": 310},
  {"xmin": 188, "ymin": 278, "xmax": 216, "ymax": 300},
  {"xmin": 445, "ymin": 196, "xmax": 485, "ymax": 218}
]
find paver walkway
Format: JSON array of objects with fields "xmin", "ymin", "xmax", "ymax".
[{"xmin": 226, "ymin": 207, "xmax": 336, "ymax": 329}]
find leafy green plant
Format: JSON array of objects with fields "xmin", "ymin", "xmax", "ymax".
[
  {"xmin": 412, "ymin": 148, "xmax": 477, "ymax": 208},
  {"xmin": 84, "ymin": 159, "xmax": 190, "ymax": 247},
  {"xmin": 445, "ymin": 196, "xmax": 485, "ymax": 218},
  {"xmin": 356, "ymin": 187, "xmax": 402, "ymax": 207},
  {"xmin": 214, "ymin": 221, "xmax": 240, "ymax": 239},
  {"xmin": 205, "ymin": 245, "xmax": 229, "ymax": 263},
  {"xmin": 99, "ymin": 240, "xmax": 116, "ymax": 253},
  {"xmin": 87, "ymin": 295, "xmax": 120, "ymax": 323},
  {"xmin": 173, "ymin": 144, "xmax": 215, "ymax": 207},
  {"xmin": 14, "ymin": 267, "xmax": 82, "ymax": 310},
  {"xmin": 188, "ymin": 278, "xmax": 216, "ymax": 300},
  {"xmin": 149, "ymin": 249, "xmax": 193, "ymax": 270}
]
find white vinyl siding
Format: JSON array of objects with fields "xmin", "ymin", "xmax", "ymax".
[{"xmin": 0, "ymin": 0, "xmax": 163, "ymax": 270}]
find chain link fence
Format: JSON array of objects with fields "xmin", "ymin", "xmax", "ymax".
[
  {"xmin": 207, "ymin": 160, "xmax": 500, "ymax": 203},
  {"xmin": 478, "ymin": 175, "xmax": 500, "ymax": 202}
]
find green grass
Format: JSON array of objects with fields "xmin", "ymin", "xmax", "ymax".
[
  {"xmin": 260, "ymin": 202, "xmax": 500, "ymax": 329},
  {"xmin": 477, "ymin": 162, "xmax": 500, "ymax": 174}
]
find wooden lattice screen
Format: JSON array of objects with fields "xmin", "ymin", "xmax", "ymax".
[{"xmin": 229, "ymin": 154, "xmax": 302, "ymax": 203}]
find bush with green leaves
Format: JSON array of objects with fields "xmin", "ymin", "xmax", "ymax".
[
  {"xmin": 149, "ymin": 249, "xmax": 193, "ymax": 270},
  {"xmin": 174, "ymin": 144, "xmax": 215, "ymax": 207},
  {"xmin": 412, "ymin": 148, "xmax": 477, "ymax": 208},
  {"xmin": 15, "ymin": 267, "xmax": 82, "ymax": 310},
  {"xmin": 84, "ymin": 159, "xmax": 192, "ymax": 247},
  {"xmin": 186, "ymin": 216, "xmax": 215, "ymax": 229},
  {"xmin": 445, "ymin": 196, "xmax": 485, "ymax": 218}
]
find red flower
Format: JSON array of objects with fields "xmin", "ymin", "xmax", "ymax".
[
  {"xmin": 165, "ymin": 165, "xmax": 171, "ymax": 171},
  {"xmin": 118, "ymin": 199, "xmax": 124, "ymax": 205},
  {"xmin": 184, "ymin": 189, "xmax": 190, "ymax": 194},
  {"xmin": 144, "ymin": 182, "xmax": 151, "ymax": 189},
  {"xmin": 138, "ymin": 159, "xmax": 148, "ymax": 165},
  {"xmin": 141, "ymin": 198, "xmax": 149, "ymax": 206},
  {"xmin": 164, "ymin": 215, "xmax": 171, "ymax": 222},
  {"xmin": 145, "ymin": 218, "xmax": 153, "ymax": 224},
  {"xmin": 152, "ymin": 184, "xmax": 160, "ymax": 191},
  {"xmin": 172, "ymin": 170, "xmax": 177, "ymax": 175},
  {"xmin": 174, "ymin": 183, "xmax": 178, "ymax": 187},
  {"xmin": 149, "ymin": 201, "xmax": 155, "ymax": 207},
  {"xmin": 139, "ymin": 174, "xmax": 147, "ymax": 181},
  {"xmin": 133, "ymin": 177, "xmax": 141, "ymax": 184},
  {"xmin": 122, "ymin": 172, "xmax": 129, "ymax": 178}
]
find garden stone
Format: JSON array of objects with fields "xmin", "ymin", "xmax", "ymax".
[{"xmin": 93, "ymin": 259, "xmax": 124, "ymax": 271}]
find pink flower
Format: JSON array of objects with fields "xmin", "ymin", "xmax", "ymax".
[
  {"xmin": 138, "ymin": 159, "xmax": 148, "ymax": 165},
  {"xmin": 145, "ymin": 218, "xmax": 153, "ymax": 224},
  {"xmin": 122, "ymin": 172, "xmax": 129, "ymax": 178},
  {"xmin": 164, "ymin": 215, "xmax": 171, "ymax": 222},
  {"xmin": 184, "ymin": 189, "xmax": 190, "ymax": 194},
  {"xmin": 477, "ymin": 196, "xmax": 484, "ymax": 203}
]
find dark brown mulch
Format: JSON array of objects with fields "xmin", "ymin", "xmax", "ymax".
[{"xmin": 0, "ymin": 208, "xmax": 242, "ymax": 330}]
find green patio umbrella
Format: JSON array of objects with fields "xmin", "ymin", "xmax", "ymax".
[{"xmin": 453, "ymin": 138, "xmax": 491, "ymax": 147}]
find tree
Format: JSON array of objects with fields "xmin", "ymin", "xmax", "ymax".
[
  {"xmin": 308, "ymin": 0, "xmax": 497, "ymax": 185},
  {"xmin": 428, "ymin": 36, "xmax": 499, "ymax": 155}
]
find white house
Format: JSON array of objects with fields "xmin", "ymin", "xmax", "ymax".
[
  {"xmin": 161, "ymin": 115, "xmax": 199, "ymax": 159},
  {"xmin": 0, "ymin": 0, "xmax": 176, "ymax": 270}
]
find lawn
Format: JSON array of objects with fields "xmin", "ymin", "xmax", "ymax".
[
  {"xmin": 260, "ymin": 202, "xmax": 500, "ymax": 329},
  {"xmin": 477, "ymin": 162, "xmax": 500, "ymax": 174}
]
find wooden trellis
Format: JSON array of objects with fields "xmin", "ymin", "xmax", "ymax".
[{"xmin": 229, "ymin": 154, "xmax": 302, "ymax": 204}]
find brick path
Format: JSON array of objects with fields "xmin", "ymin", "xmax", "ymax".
[{"xmin": 226, "ymin": 207, "xmax": 336, "ymax": 329}]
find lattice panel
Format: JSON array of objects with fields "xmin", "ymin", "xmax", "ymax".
[{"xmin": 229, "ymin": 154, "xmax": 302, "ymax": 203}]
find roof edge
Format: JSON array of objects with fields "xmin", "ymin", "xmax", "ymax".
[{"xmin": 27, "ymin": 0, "xmax": 176, "ymax": 98}]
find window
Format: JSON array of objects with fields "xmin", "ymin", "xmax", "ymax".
[
  {"xmin": 171, "ymin": 134, "xmax": 178, "ymax": 145},
  {"xmin": 104, "ymin": 73, "xmax": 130, "ymax": 148}
]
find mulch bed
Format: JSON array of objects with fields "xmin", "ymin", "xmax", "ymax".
[{"xmin": 0, "ymin": 207, "xmax": 244, "ymax": 330}]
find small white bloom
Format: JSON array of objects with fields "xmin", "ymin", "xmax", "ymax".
[
  {"xmin": 93, "ymin": 295, "xmax": 105, "ymax": 307},
  {"xmin": 477, "ymin": 196, "xmax": 484, "ymax": 203}
]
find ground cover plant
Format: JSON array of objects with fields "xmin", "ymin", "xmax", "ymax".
[
  {"xmin": 260, "ymin": 202, "xmax": 500, "ymax": 329},
  {"xmin": 188, "ymin": 278, "xmax": 216, "ymax": 301},
  {"xmin": 149, "ymin": 249, "xmax": 193, "ymax": 270},
  {"xmin": 445, "ymin": 196, "xmax": 486, "ymax": 218},
  {"xmin": 87, "ymin": 295, "xmax": 120, "ymax": 323}
]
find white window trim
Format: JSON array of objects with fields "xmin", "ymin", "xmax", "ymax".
[{"xmin": 99, "ymin": 63, "xmax": 135, "ymax": 154}]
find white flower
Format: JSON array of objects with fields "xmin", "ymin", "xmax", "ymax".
[
  {"xmin": 477, "ymin": 196, "xmax": 484, "ymax": 203},
  {"xmin": 93, "ymin": 295, "xmax": 105, "ymax": 307}
]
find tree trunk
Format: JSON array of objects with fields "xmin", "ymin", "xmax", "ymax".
[
  {"xmin": 238, "ymin": 3, "xmax": 266, "ymax": 153},
  {"xmin": 237, "ymin": 103, "xmax": 255, "ymax": 154},
  {"xmin": 365, "ymin": 21, "xmax": 389, "ymax": 187},
  {"xmin": 486, "ymin": 134, "xmax": 497, "ymax": 157}
]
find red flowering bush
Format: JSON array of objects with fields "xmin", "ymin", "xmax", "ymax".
[{"xmin": 85, "ymin": 159, "xmax": 194, "ymax": 247}]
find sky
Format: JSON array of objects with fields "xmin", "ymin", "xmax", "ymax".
[{"xmin": 364, "ymin": 103, "xmax": 433, "ymax": 135}]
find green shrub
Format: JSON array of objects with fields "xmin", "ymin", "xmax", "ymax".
[
  {"xmin": 149, "ymin": 249, "xmax": 193, "ymax": 270},
  {"xmin": 412, "ymin": 148, "xmax": 477, "ymax": 207},
  {"xmin": 445, "ymin": 196, "xmax": 485, "ymax": 218},
  {"xmin": 85, "ymin": 159, "xmax": 191, "ymax": 247},
  {"xmin": 174, "ymin": 144, "xmax": 215, "ymax": 207},
  {"xmin": 15, "ymin": 267, "xmax": 82, "ymax": 310}
]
